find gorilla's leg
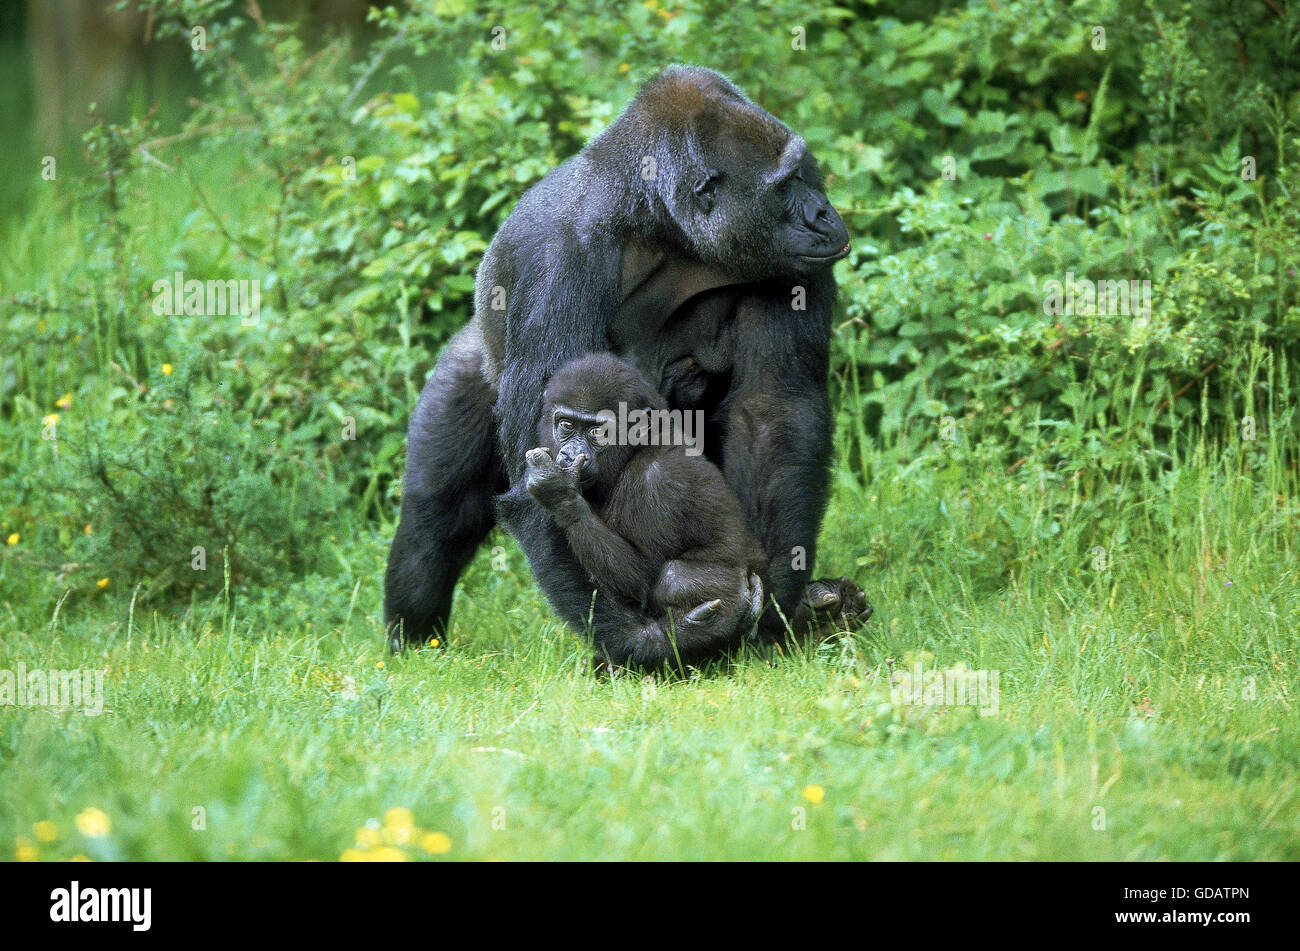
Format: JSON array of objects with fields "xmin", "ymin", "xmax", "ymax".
[
  {"xmin": 384, "ymin": 323, "xmax": 504, "ymax": 651},
  {"xmin": 718, "ymin": 307, "xmax": 829, "ymax": 639},
  {"xmin": 719, "ymin": 280, "xmax": 872, "ymax": 640},
  {"xmin": 653, "ymin": 560, "xmax": 764, "ymax": 649}
]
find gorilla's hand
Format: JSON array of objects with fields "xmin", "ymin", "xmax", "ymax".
[{"xmin": 525, "ymin": 448, "xmax": 584, "ymax": 522}]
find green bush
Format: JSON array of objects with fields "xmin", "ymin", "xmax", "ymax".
[
  {"xmin": 1, "ymin": 0, "xmax": 1297, "ymax": 609},
  {"xmin": 28, "ymin": 360, "xmax": 347, "ymax": 604}
]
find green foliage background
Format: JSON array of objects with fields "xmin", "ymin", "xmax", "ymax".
[{"xmin": 2, "ymin": 0, "xmax": 1297, "ymax": 608}]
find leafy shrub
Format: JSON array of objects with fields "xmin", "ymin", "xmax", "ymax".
[
  {"xmin": 37, "ymin": 359, "xmax": 347, "ymax": 603},
  {"xmin": 2, "ymin": 0, "xmax": 1297, "ymax": 609}
]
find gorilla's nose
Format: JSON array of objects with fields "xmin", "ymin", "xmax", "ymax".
[{"xmin": 557, "ymin": 450, "xmax": 589, "ymax": 471}]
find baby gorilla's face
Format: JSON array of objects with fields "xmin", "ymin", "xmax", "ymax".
[
  {"xmin": 550, "ymin": 406, "xmax": 639, "ymax": 496},
  {"xmin": 539, "ymin": 352, "xmax": 668, "ymax": 497},
  {"xmin": 551, "ymin": 408, "xmax": 604, "ymax": 486}
]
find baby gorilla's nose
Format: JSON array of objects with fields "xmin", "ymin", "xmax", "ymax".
[{"xmin": 556, "ymin": 449, "xmax": 589, "ymax": 472}]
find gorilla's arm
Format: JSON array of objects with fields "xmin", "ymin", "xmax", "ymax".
[
  {"xmin": 488, "ymin": 229, "xmax": 683, "ymax": 663},
  {"xmin": 493, "ymin": 228, "xmax": 621, "ymax": 482},
  {"xmin": 496, "ymin": 483, "xmax": 661, "ymax": 651},
  {"xmin": 522, "ymin": 446, "xmax": 656, "ymax": 607},
  {"xmin": 554, "ymin": 498, "xmax": 655, "ymax": 608}
]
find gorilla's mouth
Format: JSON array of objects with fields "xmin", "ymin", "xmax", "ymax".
[{"xmin": 799, "ymin": 240, "xmax": 851, "ymax": 266}]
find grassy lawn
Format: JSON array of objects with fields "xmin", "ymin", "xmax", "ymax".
[{"xmin": 3, "ymin": 434, "xmax": 1296, "ymax": 861}]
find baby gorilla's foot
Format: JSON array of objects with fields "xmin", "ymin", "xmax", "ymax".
[
  {"xmin": 684, "ymin": 599, "xmax": 724, "ymax": 624},
  {"xmin": 744, "ymin": 573, "xmax": 764, "ymax": 629}
]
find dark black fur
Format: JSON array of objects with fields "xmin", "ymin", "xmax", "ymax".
[
  {"xmin": 384, "ymin": 65, "xmax": 869, "ymax": 662},
  {"xmin": 524, "ymin": 353, "xmax": 766, "ymax": 666}
]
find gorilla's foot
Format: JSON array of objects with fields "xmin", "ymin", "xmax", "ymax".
[{"xmin": 793, "ymin": 576, "xmax": 873, "ymax": 636}]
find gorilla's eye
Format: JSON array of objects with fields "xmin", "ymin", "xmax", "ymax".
[
  {"xmin": 588, "ymin": 425, "xmax": 603, "ymax": 441},
  {"xmin": 557, "ymin": 420, "xmax": 576, "ymax": 439}
]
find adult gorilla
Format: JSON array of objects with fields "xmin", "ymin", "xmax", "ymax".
[{"xmin": 384, "ymin": 65, "xmax": 870, "ymax": 664}]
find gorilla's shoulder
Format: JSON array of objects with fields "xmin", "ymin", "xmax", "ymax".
[{"xmin": 496, "ymin": 156, "xmax": 621, "ymax": 249}]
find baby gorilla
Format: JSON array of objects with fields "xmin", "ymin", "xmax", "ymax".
[{"xmin": 525, "ymin": 353, "xmax": 766, "ymax": 667}]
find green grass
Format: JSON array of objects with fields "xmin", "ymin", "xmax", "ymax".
[{"xmin": 2, "ymin": 430, "xmax": 1296, "ymax": 861}]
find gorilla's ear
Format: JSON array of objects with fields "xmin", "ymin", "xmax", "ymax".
[
  {"xmin": 692, "ymin": 173, "xmax": 719, "ymax": 213},
  {"xmin": 678, "ymin": 109, "xmax": 722, "ymax": 215}
]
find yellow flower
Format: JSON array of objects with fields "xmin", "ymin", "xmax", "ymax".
[
  {"xmin": 383, "ymin": 806, "xmax": 416, "ymax": 842},
  {"xmin": 84, "ymin": 524, "xmax": 92, "ymax": 535},
  {"xmin": 802, "ymin": 784, "xmax": 825, "ymax": 805},
  {"xmin": 340, "ymin": 848, "xmax": 368, "ymax": 862},
  {"xmin": 75, "ymin": 807, "xmax": 111, "ymax": 837},
  {"xmin": 69, "ymin": 855, "xmax": 92, "ymax": 862},
  {"xmin": 420, "ymin": 831, "xmax": 452, "ymax": 855},
  {"xmin": 384, "ymin": 807, "xmax": 415, "ymax": 829},
  {"xmin": 383, "ymin": 825, "xmax": 416, "ymax": 845},
  {"xmin": 5, "ymin": 533, "xmax": 17, "ymax": 546},
  {"xmin": 34, "ymin": 821, "xmax": 58, "ymax": 843},
  {"xmin": 618, "ymin": 63, "xmax": 631, "ymax": 73},
  {"xmin": 355, "ymin": 826, "xmax": 381, "ymax": 849},
  {"xmin": 42, "ymin": 413, "xmax": 58, "ymax": 426},
  {"xmin": 56, "ymin": 393, "xmax": 73, "ymax": 409},
  {"xmin": 370, "ymin": 846, "xmax": 408, "ymax": 862},
  {"xmin": 97, "ymin": 578, "xmax": 109, "ymax": 589},
  {"xmin": 376, "ymin": 660, "xmax": 385, "ymax": 669},
  {"xmin": 379, "ymin": 805, "xmax": 416, "ymax": 841},
  {"xmin": 428, "ymin": 638, "xmax": 440, "ymax": 647},
  {"xmin": 15, "ymin": 838, "xmax": 38, "ymax": 862},
  {"xmin": 162, "ymin": 363, "xmax": 173, "ymax": 375}
]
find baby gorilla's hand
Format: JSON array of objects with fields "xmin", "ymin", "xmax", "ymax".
[{"xmin": 525, "ymin": 447, "xmax": 583, "ymax": 514}]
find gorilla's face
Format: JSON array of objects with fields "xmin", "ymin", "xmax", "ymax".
[
  {"xmin": 766, "ymin": 143, "xmax": 852, "ymax": 273},
  {"xmin": 550, "ymin": 410, "xmax": 605, "ymax": 487},
  {"xmin": 673, "ymin": 104, "xmax": 850, "ymax": 280},
  {"xmin": 541, "ymin": 353, "xmax": 664, "ymax": 496}
]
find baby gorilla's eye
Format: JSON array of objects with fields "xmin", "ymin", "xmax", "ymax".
[
  {"xmin": 557, "ymin": 420, "xmax": 575, "ymax": 438},
  {"xmin": 588, "ymin": 426, "xmax": 604, "ymax": 442}
]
